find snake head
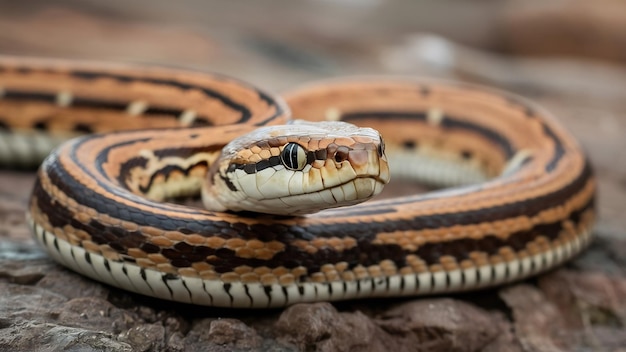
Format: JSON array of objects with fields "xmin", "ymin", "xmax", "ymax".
[{"xmin": 202, "ymin": 120, "xmax": 389, "ymax": 216}]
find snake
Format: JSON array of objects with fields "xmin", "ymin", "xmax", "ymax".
[{"xmin": 0, "ymin": 56, "xmax": 595, "ymax": 308}]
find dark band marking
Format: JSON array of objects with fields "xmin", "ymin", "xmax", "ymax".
[
  {"xmin": 33, "ymin": 121, "xmax": 48, "ymax": 131},
  {"xmin": 182, "ymin": 280, "xmax": 193, "ymax": 302},
  {"xmin": 134, "ymin": 161, "xmax": 209, "ymax": 195},
  {"xmin": 542, "ymin": 124, "xmax": 566, "ymax": 172},
  {"xmin": 202, "ymin": 281, "xmax": 214, "ymax": 306},
  {"xmin": 162, "ymin": 274, "xmax": 175, "ymax": 298},
  {"xmin": 73, "ymin": 123, "xmax": 94, "ymax": 134},
  {"xmin": 341, "ymin": 111, "xmax": 515, "ymax": 159},
  {"xmin": 231, "ymin": 148, "xmax": 329, "ymax": 175},
  {"xmin": 70, "ymin": 71, "xmax": 255, "ymax": 123},
  {"xmin": 223, "ymin": 283, "xmax": 234, "ymax": 306},
  {"xmin": 229, "ymin": 155, "xmax": 281, "ymax": 174},
  {"xmin": 4, "ymin": 91, "xmax": 56, "ymax": 102},
  {"xmin": 402, "ymin": 140, "xmax": 417, "ymax": 150},
  {"xmin": 264, "ymin": 285, "xmax": 272, "ymax": 307},
  {"xmin": 2, "ymin": 64, "xmax": 285, "ymax": 125},
  {"xmin": 242, "ymin": 284, "xmax": 252, "ymax": 306},
  {"xmin": 72, "ymin": 97, "xmax": 128, "ymax": 111},
  {"xmin": 220, "ymin": 174, "xmax": 238, "ymax": 192},
  {"xmin": 281, "ymin": 286, "xmax": 289, "ymax": 305},
  {"xmin": 152, "ymin": 146, "xmax": 217, "ymax": 159}
]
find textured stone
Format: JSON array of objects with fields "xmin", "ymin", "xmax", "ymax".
[
  {"xmin": 377, "ymin": 299, "xmax": 507, "ymax": 352},
  {"xmin": 0, "ymin": 321, "xmax": 133, "ymax": 352},
  {"xmin": 120, "ymin": 323, "xmax": 166, "ymax": 352},
  {"xmin": 55, "ymin": 297, "xmax": 139, "ymax": 334},
  {"xmin": 208, "ymin": 319, "xmax": 262, "ymax": 349},
  {"xmin": 500, "ymin": 285, "xmax": 572, "ymax": 352},
  {"xmin": 36, "ymin": 268, "xmax": 110, "ymax": 300},
  {"xmin": 539, "ymin": 270, "xmax": 626, "ymax": 329},
  {"xmin": 276, "ymin": 302, "xmax": 384, "ymax": 352}
]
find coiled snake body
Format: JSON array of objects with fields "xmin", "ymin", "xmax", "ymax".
[{"xmin": 0, "ymin": 57, "xmax": 595, "ymax": 308}]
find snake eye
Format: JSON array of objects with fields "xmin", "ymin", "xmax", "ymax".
[
  {"xmin": 280, "ymin": 142, "xmax": 307, "ymax": 171},
  {"xmin": 378, "ymin": 137, "xmax": 385, "ymax": 157}
]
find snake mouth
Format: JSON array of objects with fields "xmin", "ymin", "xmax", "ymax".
[
  {"xmin": 271, "ymin": 176, "xmax": 386, "ymax": 215},
  {"xmin": 363, "ymin": 174, "xmax": 390, "ymax": 185}
]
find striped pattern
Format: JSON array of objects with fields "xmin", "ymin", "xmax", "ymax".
[
  {"xmin": 29, "ymin": 214, "xmax": 592, "ymax": 308},
  {"xmin": 0, "ymin": 57, "xmax": 596, "ymax": 307}
]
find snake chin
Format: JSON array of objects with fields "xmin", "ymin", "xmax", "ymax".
[{"xmin": 202, "ymin": 173, "xmax": 387, "ymax": 216}]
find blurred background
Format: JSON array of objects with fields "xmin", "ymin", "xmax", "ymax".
[{"xmin": 1, "ymin": 0, "xmax": 624, "ymax": 235}]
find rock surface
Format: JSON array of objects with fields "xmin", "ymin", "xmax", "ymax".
[{"xmin": 0, "ymin": 1, "xmax": 625, "ymax": 351}]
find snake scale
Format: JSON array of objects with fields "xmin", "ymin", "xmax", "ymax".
[{"xmin": 0, "ymin": 56, "xmax": 595, "ymax": 308}]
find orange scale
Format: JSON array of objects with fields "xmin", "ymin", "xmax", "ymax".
[
  {"xmin": 155, "ymin": 263, "xmax": 176, "ymax": 274},
  {"xmin": 236, "ymin": 247, "xmax": 255, "ymax": 259},
  {"xmin": 266, "ymin": 241, "xmax": 285, "ymax": 251},
  {"xmin": 220, "ymin": 272, "xmax": 240, "ymax": 283},
  {"xmin": 272, "ymin": 267, "xmax": 290, "ymax": 277},
  {"xmin": 260, "ymin": 273, "xmax": 278, "ymax": 285},
  {"xmin": 147, "ymin": 253, "xmax": 169, "ymax": 264},
  {"xmin": 151, "ymin": 236, "xmax": 174, "ymax": 247},
  {"xmin": 205, "ymin": 237, "xmax": 226, "ymax": 249},
  {"xmin": 200, "ymin": 271, "xmax": 219, "ymax": 280},
  {"xmin": 253, "ymin": 267, "xmax": 272, "ymax": 275},
  {"xmin": 279, "ymin": 274, "xmax": 296, "ymax": 286},
  {"xmin": 182, "ymin": 234, "xmax": 206, "ymax": 246},
  {"xmin": 255, "ymin": 249, "xmax": 275, "ymax": 260},
  {"xmin": 136, "ymin": 258, "xmax": 156, "ymax": 269},
  {"xmin": 240, "ymin": 273, "xmax": 260, "ymax": 284},
  {"xmin": 192, "ymin": 262, "xmax": 213, "ymax": 272},
  {"xmin": 247, "ymin": 239, "xmax": 265, "ymax": 250},
  {"xmin": 127, "ymin": 248, "xmax": 147, "ymax": 259},
  {"xmin": 310, "ymin": 272, "xmax": 326, "ymax": 283},
  {"xmin": 164, "ymin": 231, "xmax": 186, "ymax": 242}
]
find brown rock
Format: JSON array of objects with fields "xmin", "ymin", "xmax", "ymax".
[
  {"xmin": 0, "ymin": 321, "xmax": 133, "ymax": 352},
  {"xmin": 55, "ymin": 297, "xmax": 139, "ymax": 334},
  {"xmin": 275, "ymin": 302, "xmax": 384, "ymax": 352},
  {"xmin": 120, "ymin": 323, "xmax": 166, "ymax": 352},
  {"xmin": 0, "ymin": 282, "xmax": 67, "ymax": 323},
  {"xmin": 539, "ymin": 270, "xmax": 626, "ymax": 329},
  {"xmin": 184, "ymin": 318, "xmax": 263, "ymax": 351},
  {"xmin": 500, "ymin": 285, "xmax": 572, "ymax": 352},
  {"xmin": 208, "ymin": 318, "xmax": 262, "ymax": 348},
  {"xmin": 167, "ymin": 332, "xmax": 185, "ymax": 352},
  {"xmin": 377, "ymin": 299, "xmax": 509, "ymax": 352},
  {"xmin": 36, "ymin": 268, "xmax": 110, "ymax": 300},
  {"xmin": 0, "ymin": 256, "xmax": 54, "ymax": 285}
]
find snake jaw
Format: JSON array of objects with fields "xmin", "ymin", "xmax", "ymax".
[{"xmin": 202, "ymin": 121, "xmax": 388, "ymax": 216}]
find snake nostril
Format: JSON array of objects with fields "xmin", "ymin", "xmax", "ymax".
[{"xmin": 378, "ymin": 137, "xmax": 385, "ymax": 157}]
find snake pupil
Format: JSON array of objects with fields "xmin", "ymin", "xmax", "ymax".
[{"xmin": 281, "ymin": 142, "xmax": 306, "ymax": 170}]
